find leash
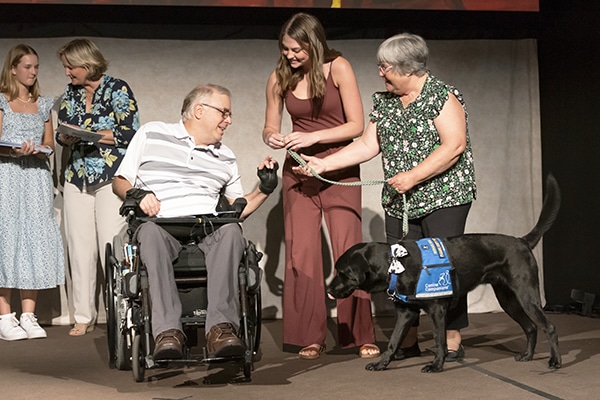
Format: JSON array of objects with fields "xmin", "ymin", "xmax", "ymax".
[{"xmin": 287, "ymin": 148, "xmax": 409, "ymax": 238}]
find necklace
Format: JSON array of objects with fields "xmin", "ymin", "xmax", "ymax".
[{"xmin": 15, "ymin": 95, "xmax": 32, "ymax": 106}]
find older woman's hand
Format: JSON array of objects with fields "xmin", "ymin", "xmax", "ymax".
[
  {"xmin": 388, "ymin": 171, "xmax": 418, "ymax": 194},
  {"xmin": 291, "ymin": 153, "xmax": 326, "ymax": 177},
  {"xmin": 58, "ymin": 132, "xmax": 81, "ymax": 146}
]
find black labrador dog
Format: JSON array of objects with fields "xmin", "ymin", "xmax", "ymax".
[{"xmin": 328, "ymin": 174, "xmax": 562, "ymax": 373}]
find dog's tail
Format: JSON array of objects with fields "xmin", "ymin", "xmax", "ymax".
[{"xmin": 521, "ymin": 173, "xmax": 561, "ymax": 249}]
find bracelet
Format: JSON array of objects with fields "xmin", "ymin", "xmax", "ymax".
[{"xmin": 9, "ymin": 149, "xmax": 17, "ymax": 158}]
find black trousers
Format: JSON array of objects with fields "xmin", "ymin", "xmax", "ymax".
[{"xmin": 385, "ymin": 203, "xmax": 472, "ymax": 331}]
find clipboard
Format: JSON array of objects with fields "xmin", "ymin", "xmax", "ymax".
[
  {"xmin": 0, "ymin": 140, "xmax": 53, "ymax": 154},
  {"xmin": 57, "ymin": 123, "xmax": 104, "ymax": 143}
]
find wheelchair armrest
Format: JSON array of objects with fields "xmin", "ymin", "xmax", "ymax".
[
  {"xmin": 216, "ymin": 195, "xmax": 247, "ymax": 219},
  {"xmin": 120, "ymin": 199, "xmax": 146, "ymax": 217},
  {"xmin": 230, "ymin": 198, "xmax": 247, "ymax": 218},
  {"xmin": 120, "ymin": 188, "xmax": 153, "ymax": 219}
]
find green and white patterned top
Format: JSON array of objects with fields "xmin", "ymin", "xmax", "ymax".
[{"xmin": 369, "ymin": 73, "xmax": 476, "ymax": 220}]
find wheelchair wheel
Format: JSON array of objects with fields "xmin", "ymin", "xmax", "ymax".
[
  {"xmin": 243, "ymin": 361, "xmax": 252, "ymax": 379},
  {"xmin": 115, "ymin": 325, "xmax": 131, "ymax": 370},
  {"xmin": 238, "ymin": 277, "xmax": 262, "ymax": 379},
  {"xmin": 249, "ymin": 285, "xmax": 262, "ymax": 356},
  {"xmin": 240, "ymin": 285, "xmax": 261, "ymax": 379},
  {"xmin": 106, "ymin": 237, "xmax": 131, "ymax": 370},
  {"xmin": 131, "ymin": 332, "xmax": 146, "ymax": 382},
  {"xmin": 106, "ymin": 242, "xmax": 118, "ymax": 368}
]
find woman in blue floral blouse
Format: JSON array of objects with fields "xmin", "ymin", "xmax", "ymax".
[
  {"xmin": 56, "ymin": 38, "xmax": 140, "ymax": 336},
  {"xmin": 295, "ymin": 33, "xmax": 476, "ymax": 362}
]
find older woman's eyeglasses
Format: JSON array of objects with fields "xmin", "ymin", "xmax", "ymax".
[
  {"xmin": 378, "ymin": 64, "xmax": 393, "ymax": 74},
  {"xmin": 202, "ymin": 103, "xmax": 232, "ymax": 120}
]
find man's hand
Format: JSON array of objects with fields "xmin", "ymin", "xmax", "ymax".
[
  {"xmin": 120, "ymin": 188, "xmax": 158, "ymax": 217},
  {"xmin": 257, "ymin": 156, "xmax": 279, "ymax": 195}
]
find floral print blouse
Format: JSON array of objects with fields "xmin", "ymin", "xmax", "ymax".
[
  {"xmin": 57, "ymin": 75, "xmax": 140, "ymax": 188},
  {"xmin": 370, "ymin": 73, "xmax": 476, "ymax": 220}
]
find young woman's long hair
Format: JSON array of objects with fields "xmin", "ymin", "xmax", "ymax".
[
  {"xmin": 0, "ymin": 44, "xmax": 41, "ymax": 101},
  {"xmin": 276, "ymin": 13, "xmax": 341, "ymax": 118}
]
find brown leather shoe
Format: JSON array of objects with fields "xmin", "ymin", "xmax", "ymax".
[
  {"xmin": 206, "ymin": 323, "xmax": 245, "ymax": 357},
  {"xmin": 153, "ymin": 329, "xmax": 185, "ymax": 360}
]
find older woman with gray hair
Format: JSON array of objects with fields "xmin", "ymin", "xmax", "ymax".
[{"xmin": 294, "ymin": 32, "xmax": 477, "ymax": 362}]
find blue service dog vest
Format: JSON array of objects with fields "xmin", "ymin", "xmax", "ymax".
[{"xmin": 387, "ymin": 238, "xmax": 455, "ymax": 303}]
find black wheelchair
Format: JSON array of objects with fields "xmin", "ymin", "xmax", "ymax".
[{"xmin": 104, "ymin": 198, "xmax": 263, "ymax": 382}]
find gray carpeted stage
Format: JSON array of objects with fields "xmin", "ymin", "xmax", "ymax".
[{"xmin": 2, "ymin": 312, "xmax": 598, "ymax": 400}]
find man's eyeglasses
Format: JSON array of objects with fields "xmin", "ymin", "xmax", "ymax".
[
  {"xmin": 378, "ymin": 64, "xmax": 393, "ymax": 74},
  {"xmin": 201, "ymin": 103, "xmax": 232, "ymax": 120}
]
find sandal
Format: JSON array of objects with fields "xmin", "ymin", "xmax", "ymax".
[
  {"xmin": 299, "ymin": 344, "xmax": 325, "ymax": 360},
  {"xmin": 359, "ymin": 343, "xmax": 380, "ymax": 359},
  {"xmin": 69, "ymin": 323, "xmax": 94, "ymax": 336}
]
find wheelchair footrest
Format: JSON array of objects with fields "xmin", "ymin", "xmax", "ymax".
[
  {"xmin": 175, "ymin": 276, "xmax": 207, "ymax": 285},
  {"xmin": 180, "ymin": 313, "xmax": 206, "ymax": 326}
]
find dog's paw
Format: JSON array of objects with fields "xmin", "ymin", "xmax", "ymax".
[
  {"xmin": 514, "ymin": 352, "xmax": 533, "ymax": 362},
  {"xmin": 365, "ymin": 359, "xmax": 389, "ymax": 371},
  {"xmin": 421, "ymin": 363, "xmax": 443, "ymax": 373},
  {"xmin": 548, "ymin": 357, "xmax": 562, "ymax": 370}
]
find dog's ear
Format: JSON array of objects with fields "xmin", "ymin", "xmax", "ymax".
[
  {"xmin": 327, "ymin": 244, "xmax": 369, "ymax": 298},
  {"xmin": 353, "ymin": 243, "xmax": 392, "ymax": 292}
]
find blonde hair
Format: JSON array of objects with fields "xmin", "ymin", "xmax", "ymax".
[
  {"xmin": 275, "ymin": 12, "xmax": 341, "ymax": 118},
  {"xmin": 0, "ymin": 44, "xmax": 41, "ymax": 101},
  {"xmin": 57, "ymin": 38, "xmax": 108, "ymax": 81},
  {"xmin": 181, "ymin": 84, "xmax": 231, "ymax": 121}
]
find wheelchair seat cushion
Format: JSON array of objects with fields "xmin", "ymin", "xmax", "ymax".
[{"xmin": 173, "ymin": 244, "xmax": 206, "ymax": 277}]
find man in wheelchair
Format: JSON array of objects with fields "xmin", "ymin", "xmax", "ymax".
[{"xmin": 112, "ymin": 84, "xmax": 278, "ymax": 361}]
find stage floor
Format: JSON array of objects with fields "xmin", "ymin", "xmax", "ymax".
[{"xmin": 2, "ymin": 312, "xmax": 597, "ymax": 400}]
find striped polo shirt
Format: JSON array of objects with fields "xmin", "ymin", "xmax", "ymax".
[{"xmin": 116, "ymin": 120, "xmax": 244, "ymax": 218}]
